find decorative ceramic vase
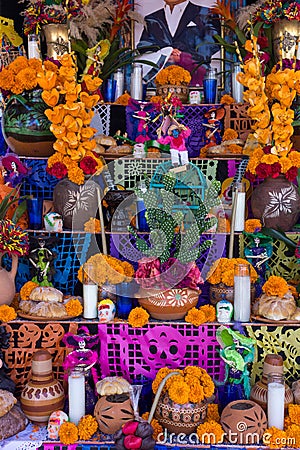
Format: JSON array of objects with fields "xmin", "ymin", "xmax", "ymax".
[
  {"xmin": 20, "ymin": 349, "xmax": 65, "ymax": 425},
  {"xmin": 156, "ymin": 84, "xmax": 189, "ymax": 103},
  {"xmin": 0, "ymin": 253, "xmax": 18, "ymax": 306},
  {"xmin": 94, "ymin": 394, "xmax": 134, "ymax": 434},
  {"xmin": 42, "ymin": 24, "xmax": 70, "ymax": 59},
  {"xmin": 2, "ymin": 90, "xmax": 55, "ymax": 157},
  {"xmin": 221, "ymin": 399, "xmax": 267, "ymax": 445},
  {"xmin": 154, "ymin": 391, "xmax": 207, "ymax": 434},
  {"xmin": 138, "ymin": 287, "xmax": 199, "ymax": 320},
  {"xmin": 272, "ymin": 20, "xmax": 300, "ymax": 62},
  {"xmin": 250, "ymin": 354, "xmax": 294, "ymax": 412},
  {"xmin": 251, "ymin": 175, "xmax": 300, "ymax": 231},
  {"xmin": 53, "ymin": 177, "xmax": 99, "ymax": 230},
  {"xmin": 209, "ymin": 283, "xmax": 256, "ymax": 306}
]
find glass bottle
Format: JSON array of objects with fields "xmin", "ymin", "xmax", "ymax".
[
  {"xmin": 130, "ymin": 64, "xmax": 143, "ymax": 101},
  {"xmin": 28, "ymin": 34, "xmax": 41, "ymax": 60},
  {"xmin": 232, "ymin": 62, "xmax": 244, "ymax": 103},
  {"xmin": 267, "ymin": 373, "xmax": 285, "ymax": 429},
  {"xmin": 83, "ymin": 262, "xmax": 98, "ymax": 319},
  {"xmin": 203, "ymin": 67, "xmax": 218, "ymax": 104},
  {"xmin": 233, "ymin": 263, "xmax": 251, "ymax": 322}
]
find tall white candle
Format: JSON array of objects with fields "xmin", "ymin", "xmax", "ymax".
[
  {"xmin": 28, "ymin": 35, "xmax": 41, "ymax": 59},
  {"xmin": 83, "ymin": 284, "xmax": 98, "ymax": 319},
  {"xmin": 234, "ymin": 264, "xmax": 251, "ymax": 322},
  {"xmin": 268, "ymin": 381, "xmax": 285, "ymax": 429},
  {"xmin": 233, "ymin": 182, "xmax": 246, "ymax": 232},
  {"xmin": 68, "ymin": 369, "xmax": 85, "ymax": 425}
]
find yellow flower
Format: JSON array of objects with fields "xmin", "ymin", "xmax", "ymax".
[
  {"xmin": 261, "ymin": 154, "xmax": 279, "ymax": 165},
  {"xmin": 65, "ymin": 299, "xmax": 83, "ymax": 317},
  {"xmin": 78, "ymin": 415, "xmax": 98, "ymax": 440},
  {"xmin": 42, "ymin": 88, "xmax": 60, "ymax": 108},
  {"xmin": 16, "ymin": 68, "xmax": 38, "ymax": 91},
  {"xmin": 58, "ymin": 422, "xmax": 78, "ymax": 445},
  {"xmin": 37, "ymin": 70, "xmax": 57, "ymax": 91},
  {"xmin": 262, "ymin": 275, "xmax": 289, "ymax": 297},
  {"xmin": 80, "ymin": 92, "xmax": 100, "ymax": 109},
  {"xmin": 0, "ymin": 305, "xmax": 16, "ymax": 322},
  {"xmin": 185, "ymin": 307, "xmax": 206, "ymax": 326},
  {"xmin": 128, "ymin": 307, "xmax": 149, "ymax": 327},
  {"xmin": 244, "ymin": 219, "xmax": 262, "ymax": 233},
  {"xmin": 20, "ymin": 281, "xmax": 39, "ymax": 300},
  {"xmin": 168, "ymin": 378, "xmax": 190, "ymax": 404},
  {"xmin": 83, "ymin": 75, "xmax": 103, "ymax": 92},
  {"xmin": 197, "ymin": 420, "xmax": 224, "ymax": 444}
]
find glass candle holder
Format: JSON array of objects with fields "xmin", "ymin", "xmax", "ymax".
[
  {"xmin": 234, "ymin": 263, "xmax": 251, "ymax": 322},
  {"xmin": 232, "ymin": 62, "xmax": 244, "ymax": 103},
  {"xmin": 267, "ymin": 373, "xmax": 285, "ymax": 429},
  {"xmin": 27, "ymin": 197, "xmax": 43, "ymax": 230},
  {"xmin": 233, "ymin": 181, "xmax": 246, "ymax": 232},
  {"xmin": 203, "ymin": 67, "xmax": 218, "ymax": 104},
  {"xmin": 68, "ymin": 368, "xmax": 85, "ymax": 425},
  {"xmin": 130, "ymin": 64, "xmax": 143, "ymax": 101},
  {"xmin": 83, "ymin": 263, "xmax": 98, "ymax": 319}
]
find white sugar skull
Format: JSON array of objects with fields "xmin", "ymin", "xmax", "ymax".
[
  {"xmin": 98, "ymin": 299, "xmax": 116, "ymax": 323},
  {"xmin": 44, "ymin": 212, "xmax": 63, "ymax": 232},
  {"xmin": 47, "ymin": 410, "xmax": 69, "ymax": 440}
]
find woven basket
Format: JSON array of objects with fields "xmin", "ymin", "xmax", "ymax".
[{"xmin": 156, "ymin": 84, "xmax": 189, "ymax": 103}]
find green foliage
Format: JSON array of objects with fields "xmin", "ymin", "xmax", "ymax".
[{"xmin": 0, "ymin": 190, "xmax": 28, "ymax": 223}]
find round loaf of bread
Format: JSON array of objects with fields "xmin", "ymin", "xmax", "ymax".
[
  {"xmin": 0, "ymin": 390, "xmax": 17, "ymax": 419},
  {"xmin": 258, "ymin": 291, "xmax": 296, "ymax": 320},
  {"xmin": 29, "ymin": 286, "xmax": 64, "ymax": 303}
]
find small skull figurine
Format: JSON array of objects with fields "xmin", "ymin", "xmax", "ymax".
[
  {"xmin": 44, "ymin": 212, "xmax": 63, "ymax": 232},
  {"xmin": 98, "ymin": 299, "xmax": 116, "ymax": 323},
  {"xmin": 47, "ymin": 410, "xmax": 69, "ymax": 440}
]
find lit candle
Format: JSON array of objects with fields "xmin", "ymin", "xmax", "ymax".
[
  {"xmin": 68, "ymin": 369, "xmax": 85, "ymax": 425},
  {"xmin": 267, "ymin": 373, "xmax": 285, "ymax": 430},
  {"xmin": 83, "ymin": 263, "xmax": 98, "ymax": 319},
  {"xmin": 234, "ymin": 263, "xmax": 251, "ymax": 322}
]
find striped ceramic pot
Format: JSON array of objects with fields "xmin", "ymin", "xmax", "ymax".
[{"xmin": 20, "ymin": 349, "xmax": 65, "ymax": 425}]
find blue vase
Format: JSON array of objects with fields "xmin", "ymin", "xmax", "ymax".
[
  {"xmin": 217, "ymin": 383, "xmax": 245, "ymax": 413},
  {"xmin": 116, "ymin": 282, "xmax": 137, "ymax": 319}
]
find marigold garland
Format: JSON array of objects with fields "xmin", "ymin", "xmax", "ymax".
[
  {"xmin": 65, "ymin": 299, "xmax": 83, "ymax": 317},
  {"xmin": 196, "ymin": 420, "xmax": 224, "ymax": 444},
  {"xmin": 141, "ymin": 412, "xmax": 163, "ymax": 441},
  {"xmin": 244, "ymin": 219, "xmax": 262, "ymax": 233},
  {"xmin": 78, "ymin": 415, "xmax": 98, "ymax": 440},
  {"xmin": 20, "ymin": 281, "xmax": 39, "ymax": 300},
  {"xmin": 263, "ymin": 427, "xmax": 287, "ymax": 449},
  {"xmin": 0, "ymin": 305, "xmax": 16, "ymax": 322},
  {"xmin": 58, "ymin": 422, "xmax": 79, "ymax": 445},
  {"xmin": 128, "ymin": 307, "xmax": 149, "ymax": 327},
  {"xmin": 262, "ymin": 275, "xmax": 289, "ymax": 297}
]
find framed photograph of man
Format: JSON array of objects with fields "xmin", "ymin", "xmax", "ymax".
[{"xmin": 134, "ymin": 0, "xmax": 224, "ymax": 88}]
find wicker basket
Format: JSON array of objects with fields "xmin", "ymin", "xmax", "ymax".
[{"xmin": 156, "ymin": 84, "xmax": 189, "ymax": 103}]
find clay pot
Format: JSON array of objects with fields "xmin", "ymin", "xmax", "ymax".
[
  {"xmin": 251, "ymin": 176, "xmax": 300, "ymax": 231},
  {"xmin": 0, "ymin": 254, "xmax": 18, "ymax": 306},
  {"xmin": 154, "ymin": 392, "xmax": 207, "ymax": 434},
  {"xmin": 2, "ymin": 90, "xmax": 55, "ymax": 157},
  {"xmin": 138, "ymin": 288, "xmax": 199, "ymax": 320},
  {"xmin": 94, "ymin": 394, "xmax": 134, "ymax": 434},
  {"xmin": 156, "ymin": 84, "xmax": 189, "ymax": 103},
  {"xmin": 250, "ymin": 354, "xmax": 294, "ymax": 411},
  {"xmin": 20, "ymin": 349, "xmax": 65, "ymax": 425},
  {"xmin": 209, "ymin": 283, "xmax": 256, "ymax": 306},
  {"xmin": 53, "ymin": 177, "xmax": 99, "ymax": 230},
  {"xmin": 221, "ymin": 399, "xmax": 267, "ymax": 445}
]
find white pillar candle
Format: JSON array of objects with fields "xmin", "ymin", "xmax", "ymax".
[
  {"xmin": 234, "ymin": 264, "xmax": 251, "ymax": 322},
  {"xmin": 268, "ymin": 376, "xmax": 285, "ymax": 429},
  {"xmin": 68, "ymin": 369, "xmax": 85, "ymax": 425},
  {"xmin": 83, "ymin": 284, "xmax": 98, "ymax": 319},
  {"xmin": 28, "ymin": 34, "xmax": 41, "ymax": 59},
  {"xmin": 233, "ymin": 182, "xmax": 246, "ymax": 232}
]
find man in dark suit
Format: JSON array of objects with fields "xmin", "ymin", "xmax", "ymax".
[{"xmin": 137, "ymin": 0, "xmax": 221, "ymax": 85}]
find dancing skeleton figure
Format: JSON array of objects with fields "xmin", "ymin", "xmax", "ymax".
[{"xmin": 158, "ymin": 124, "xmax": 191, "ymax": 166}]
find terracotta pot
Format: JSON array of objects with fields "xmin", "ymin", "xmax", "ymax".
[
  {"xmin": 154, "ymin": 391, "xmax": 207, "ymax": 434},
  {"xmin": 53, "ymin": 177, "xmax": 99, "ymax": 230},
  {"xmin": 209, "ymin": 283, "xmax": 256, "ymax": 306},
  {"xmin": 0, "ymin": 253, "xmax": 18, "ymax": 306},
  {"xmin": 250, "ymin": 354, "xmax": 294, "ymax": 412},
  {"xmin": 94, "ymin": 394, "xmax": 134, "ymax": 434},
  {"xmin": 251, "ymin": 176, "xmax": 300, "ymax": 231},
  {"xmin": 272, "ymin": 20, "xmax": 300, "ymax": 62},
  {"xmin": 221, "ymin": 399, "xmax": 267, "ymax": 445},
  {"xmin": 20, "ymin": 349, "xmax": 65, "ymax": 425},
  {"xmin": 156, "ymin": 84, "xmax": 189, "ymax": 103},
  {"xmin": 138, "ymin": 287, "xmax": 199, "ymax": 320},
  {"xmin": 2, "ymin": 90, "xmax": 55, "ymax": 157}
]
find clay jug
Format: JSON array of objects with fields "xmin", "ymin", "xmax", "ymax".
[
  {"xmin": 0, "ymin": 254, "xmax": 18, "ymax": 306},
  {"xmin": 250, "ymin": 354, "xmax": 294, "ymax": 411},
  {"xmin": 20, "ymin": 349, "xmax": 65, "ymax": 425}
]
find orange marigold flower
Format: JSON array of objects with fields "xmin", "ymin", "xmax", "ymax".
[
  {"xmin": 262, "ymin": 275, "xmax": 289, "ymax": 297},
  {"xmin": 44, "ymin": 60, "xmax": 59, "ymax": 72},
  {"xmin": 222, "ymin": 128, "xmax": 238, "ymax": 141},
  {"xmin": 152, "ymin": 367, "xmax": 174, "ymax": 394},
  {"xmin": 114, "ymin": 92, "xmax": 131, "ymax": 105},
  {"xmin": 288, "ymin": 404, "xmax": 300, "ymax": 425},
  {"xmin": 0, "ymin": 305, "xmax": 16, "ymax": 322},
  {"xmin": 84, "ymin": 218, "xmax": 101, "ymax": 233},
  {"xmin": 78, "ymin": 415, "xmax": 98, "ymax": 440},
  {"xmin": 200, "ymin": 304, "xmax": 216, "ymax": 322},
  {"xmin": 59, "ymin": 422, "xmax": 78, "ymax": 445},
  {"xmin": 227, "ymin": 144, "xmax": 243, "ymax": 154},
  {"xmin": 0, "ymin": 68, "xmax": 15, "ymax": 91},
  {"xmin": 263, "ymin": 427, "xmax": 287, "ymax": 449},
  {"xmin": 197, "ymin": 420, "xmax": 224, "ymax": 444},
  {"xmin": 168, "ymin": 379, "xmax": 190, "ymax": 404},
  {"xmin": 68, "ymin": 166, "xmax": 85, "ymax": 185},
  {"xmin": 285, "ymin": 424, "xmax": 300, "ymax": 448},
  {"xmin": 220, "ymin": 94, "xmax": 235, "ymax": 105},
  {"xmin": 206, "ymin": 403, "xmax": 220, "ymax": 422},
  {"xmin": 244, "ymin": 219, "xmax": 262, "ymax": 233},
  {"xmin": 28, "ymin": 58, "xmax": 43, "ymax": 72},
  {"xmin": 128, "ymin": 307, "xmax": 149, "ymax": 328},
  {"xmin": 185, "ymin": 307, "xmax": 206, "ymax": 326},
  {"xmin": 16, "ymin": 68, "xmax": 38, "ymax": 91},
  {"xmin": 20, "ymin": 281, "xmax": 39, "ymax": 300},
  {"xmin": 9, "ymin": 56, "xmax": 29, "ymax": 74},
  {"xmin": 188, "ymin": 379, "xmax": 205, "ymax": 403},
  {"xmin": 65, "ymin": 299, "xmax": 83, "ymax": 317}
]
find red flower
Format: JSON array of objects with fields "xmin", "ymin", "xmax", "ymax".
[
  {"xmin": 269, "ymin": 162, "xmax": 281, "ymax": 178},
  {"xmin": 79, "ymin": 156, "xmax": 97, "ymax": 174},
  {"xmin": 256, "ymin": 163, "xmax": 272, "ymax": 179},
  {"xmin": 263, "ymin": 145, "xmax": 272, "ymax": 154},
  {"xmin": 47, "ymin": 162, "xmax": 68, "ymax": 179},
  {"xmin": 285, "ymin": 166, "xmax": 298, "ymax": 181},
  {"xmin": 258, "ymin": 36, "xmax": 269, "ymax": 49}
]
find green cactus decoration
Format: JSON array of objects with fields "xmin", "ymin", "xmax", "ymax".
[{"xmin": 129, "ymin": 173, "xmax": 221, "ymax": 264}]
